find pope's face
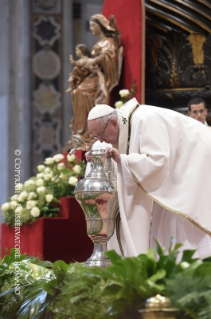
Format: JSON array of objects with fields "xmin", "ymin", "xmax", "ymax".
[
  {"xmin": 189, "ymin": 103, "xmax": 207, "ymax": 124},
  {"xmin": 88, "ymin": 118, "xmax": 119, "ymax": 145},
  {"xmin": 89, "ymin": 21, "xmax": 101, "ymax": 36}
]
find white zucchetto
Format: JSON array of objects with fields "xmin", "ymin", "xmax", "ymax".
[{"xmin": 87, "ymin": 104, "xmax": 115, "ymax": 120}]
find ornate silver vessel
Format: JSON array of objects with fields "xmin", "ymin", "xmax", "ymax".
[
  {"xmin": 68, "ymin": 135, "xmax": 91, "ymax": 155},
  {"xmin": 74, "ymin": 146, "xmax": 117, "ymax": 267}
]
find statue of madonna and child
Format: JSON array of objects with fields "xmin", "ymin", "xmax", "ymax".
[{"xmin": 66, "ymin": 14, "xmax": 123, "ymax": 144}]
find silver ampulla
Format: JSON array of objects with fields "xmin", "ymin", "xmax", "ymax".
[{"xmin": 74, "ymin": 148, "xmax": 118, "ymax": 267}]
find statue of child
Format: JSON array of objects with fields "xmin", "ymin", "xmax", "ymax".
[{"xmin": 66, "ymin": 44, "xmax": 91, "ymax": 92}]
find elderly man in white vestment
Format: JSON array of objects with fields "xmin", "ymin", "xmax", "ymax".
[{"xmin": 87, "ymin": 98, "xmax": 211, "ymax": 259}]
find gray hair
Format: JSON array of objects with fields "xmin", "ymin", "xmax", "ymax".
[{"xmin": 94, "ymin": 110, "xmax": 118, "ymax": 125}]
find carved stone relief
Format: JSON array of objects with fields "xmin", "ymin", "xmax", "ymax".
[
  {"xmin": 33, "ymin": 84, "xmax": 61, "ymax": 113},
  {"xmin": 33, "ymin": 16, "xmax": 61, "ymax": 46},
  {"xmin": 33, "ymin": 50, "xmax": 61, "ymax": 80},
  {"xmin": 33, "ymin": 118, "xmax": 61, "ymax": 154},
  {"xmin": 31, "ymin": 2, "xmax": 63, "ymax": 174},
  {"xmin": 32, "ymin": 0, "xmax": 61, "ymax": 14}
]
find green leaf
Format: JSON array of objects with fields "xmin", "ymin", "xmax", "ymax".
[
  {"xmin": 153, "ymin": 238, "xmax": 165, "ymax": 257},
  {"xmin": 116, "ymin": 286, "xmax": 132, "ymax": 300},
  {"xmin": 52, "ymin": 260, "xmax": 69, "ymax": 283},
  {"xmin": 181, "ymin": 250, "xmax": 197, "ymax": 263},
  {"xmin": 37, "ymin": 261, "xmax": 52, "ymax": 268},
  {"xmin": 181, "ymin": 260, "xmax": 202, "ymax": 276},
  {"xmin": 92, "ymin": 268, "xmax": 116, "ymax": 282},
  {"xmin": 1, "ymin": 299, "xmax": 24, "ymax": 318},
  {"xmin": 41, "ymin": 280, "xmax": 57, "ymax": 296},
  {"xmin": 172, "ymin": 243, "xmax": 183, "ymax": 252},
  {"xmin": 156, "ymin": 255, "xmax": 177, "ymax": 278},
  {"xmin": 81, "ymin": 272, "xmax": 101, "ymax": 285},
  {"xmin": 1, "ymin": 248, "xmax": 27, "ymax": 266},
  {"xmin": 53, "ymin": 260, "xmax": 68, "ymax": 273},
  {"xmin": 147, "ymin": 268, "xmax": 166, "ymax": 282},
  {"xmin": 145, "ymin": 281, "xmax": 165, "ymax": 293},
  {"xmin": 105, "ymin": 250, "xmax": 124, "ymax": 263},
  {"xmin": 24, "ymin": 256, "xmax": 41, "ymax": 264},
  {"xmin": 193, "ymin": 262, "xmax": 211, "ymax": 276},
  {"xmin": 137, "ymin": 254, "xmax": 157, "ymax": 278},
  {"xmin": 103, "ymin": 299, "xmax": 131, "ymax": 318},
  {"xmin": 0, "ymin": 287, "xmax": 15, "ymax": 300},
  {"xmin": 102, "ymin": 283, "xmax": 121, "ymax": 297},
  {"xmin": 17, "ymin": 290, "xmax": 47, "ymax": 319},
  {"xmin": 24, "ymin": 274, "xmax": 36, "ymax": 285},
  {"xmin": 146, "ymin": 248, "xmax": 156, "ymax": 260}
]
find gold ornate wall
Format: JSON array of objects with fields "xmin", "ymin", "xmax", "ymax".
[{"xmin": 145, "ymin": 0, "xmax": 211, "ymax": 115}]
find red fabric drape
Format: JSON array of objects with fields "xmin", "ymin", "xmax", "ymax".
[
  {"xmin": 102, "ymin": 0, "xmax": 146, "ymax": 105},
  {"xmin": 1, "ymin": 197, "xmax": 93, "ymax": 263}
]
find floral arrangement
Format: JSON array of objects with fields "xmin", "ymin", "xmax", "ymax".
[
  {"xmin": 1, "ymin": 242, "xmax": 211, "ymax": 319},
  {"xmin": 1, "ymin": 153, "xmax": 85, "ymax": 226},
  {"xmin": 114, "ymin": 79, "xmax": 137, "ymax": 109}
]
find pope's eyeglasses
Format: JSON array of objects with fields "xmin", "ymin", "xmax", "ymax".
[{"xmin": 93, "ymin": 119, "xmax": 110, "ymax": 139}]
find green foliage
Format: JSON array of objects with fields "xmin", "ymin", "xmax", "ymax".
[
  {"xmin": 1, "ymin": 243, "xmax": 211, "ymax": 319},
  {"xmin": 91, "ymin": 240, "xmax": 201, "ymax": 319},
  {"xmin": 165, "ymin": 262, "xmax": 211, "ymax": 319},
  {"xmin": 0, "ymin": 249, "xmax": 53, "ymax": 319},
  {"xmin": 46, "ymin": 263, "xmax": 109, "ymax": 319}
]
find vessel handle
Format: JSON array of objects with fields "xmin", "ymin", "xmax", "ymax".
[{"xmin": 107, "ymin": 156, "xmax": 112, "ymax": 193}]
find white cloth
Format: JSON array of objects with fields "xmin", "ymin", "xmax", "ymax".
[
  {"xmin": 87, "ymin": 104, "xmax": 114, "ymax": 120},
  {"xmin": 121, "ymin": 158, "xmax": 211, "ymax": 258},
  {"xmin": 204, "ymin": 121, "xmax": 211, "ymax": 131},
  {"xmin": 108, "ymin": 97, "xmax": 211, "ymax": 258},
  {"xmin": 150, "ymin": 202, "xmax": 211, "ymax": 259},
  {"xmin": 85, "ymin": 140, "xmax": 112, "ymax": 176}
]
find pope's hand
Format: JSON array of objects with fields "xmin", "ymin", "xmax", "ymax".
[
  {"xmin": 105, "ymin": 147, "xmax": 120, "ymax": 164},
  {"xmin": 85, "ymin": 151, "xmax": 92, "ymax": 162}
]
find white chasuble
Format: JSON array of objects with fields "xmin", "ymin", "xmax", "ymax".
[{"xmin": 108, "ymin": 98, "xmax": 211, "ymax": 258}]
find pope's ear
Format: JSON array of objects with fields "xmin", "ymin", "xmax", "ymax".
[{"xmin": 110, "ymin": 118, "xmax": 118, "ymax": 127}]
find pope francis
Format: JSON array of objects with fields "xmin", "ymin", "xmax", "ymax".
[{"xmin": 87, "ymin": 98, "xmax": 211, "ymax": 259}]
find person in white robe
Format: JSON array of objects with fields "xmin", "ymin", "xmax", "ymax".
[{"xmin": 87, "ymin": 98, "xmax": 211, "ymax": 259}]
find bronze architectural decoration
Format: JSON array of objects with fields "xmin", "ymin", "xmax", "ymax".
[
  {"xmin": 67, "ymin": 14, "xmax": 123, "ymax": 143},
  {"xmin": 145, "ymin": 0, "xmax": 211, "ymax": 113}
]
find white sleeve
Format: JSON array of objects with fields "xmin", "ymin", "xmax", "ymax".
[{"xmin": 120, "ymin": 155, "xmax": 137, "ymax": 187}]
